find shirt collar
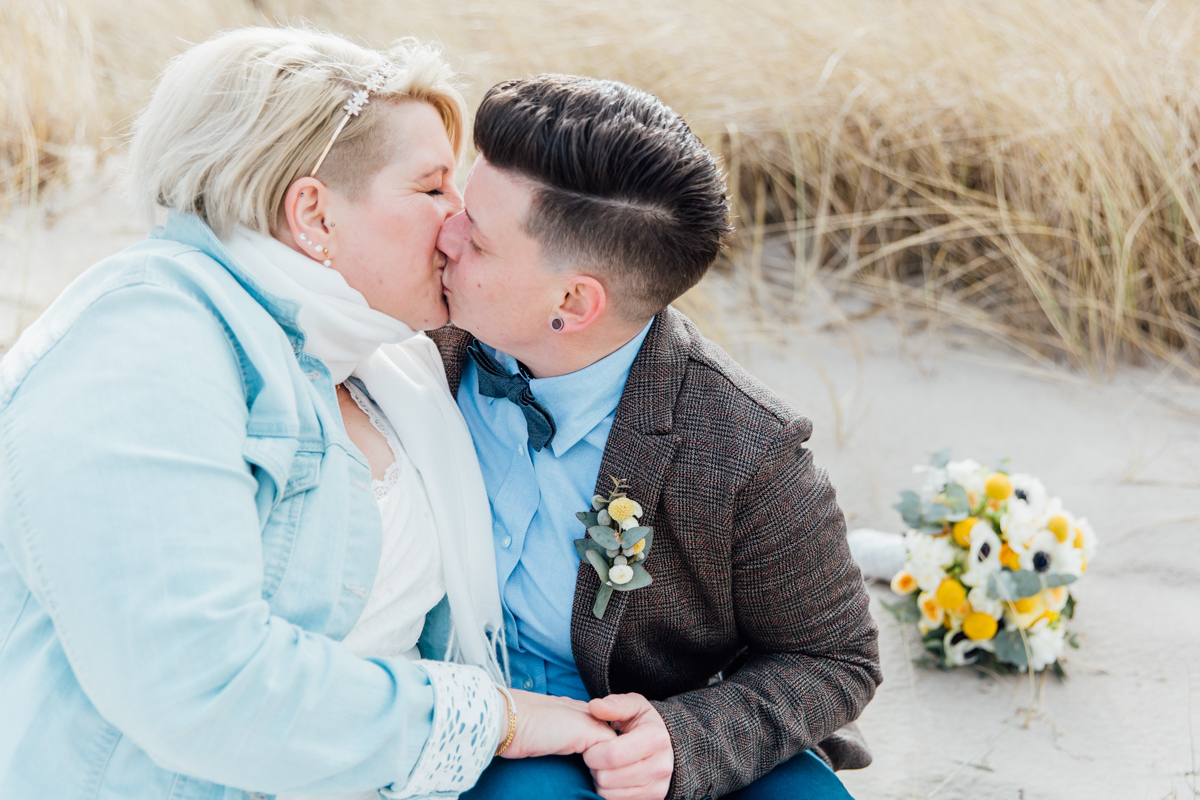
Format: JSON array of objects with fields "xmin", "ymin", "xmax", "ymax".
[{"xmin": 489, "ymin": 321, "xmax": 653, "ymax": 457}]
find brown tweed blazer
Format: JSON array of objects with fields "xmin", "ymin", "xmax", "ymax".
[{"xmin": 431, "ymin": 308, "xmax": 882, "ymax": 800}]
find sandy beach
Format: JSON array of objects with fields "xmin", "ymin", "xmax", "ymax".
[{"xmin": 3, "ymin": 177, "xmax": 1198, "ymax": 800}]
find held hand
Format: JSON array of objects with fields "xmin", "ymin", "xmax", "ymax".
[
  {"xmin": 500, "ymin": 688, "xmax": 618, "ymax": 759},
  {"xmin": 583, "ymin": 693, "xmax": 674, "ymax": 800}
]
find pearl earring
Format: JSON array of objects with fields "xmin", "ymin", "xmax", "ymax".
[{"xmin": 299, "ymin": 233, "xmax": 307, "ymax": 241}]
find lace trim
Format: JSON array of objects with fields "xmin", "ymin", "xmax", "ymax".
[
  {"xmin": 344, "ymin": 381, "xmax": 403, "ymax": 500},
  {"xmin": 380, "ymin": 661, "xmax": 502, "ymax": 799}
]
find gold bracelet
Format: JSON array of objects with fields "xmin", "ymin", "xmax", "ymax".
[{"xmin": 494, "ymin": 685, "xmax": 517, "ymax": 757}]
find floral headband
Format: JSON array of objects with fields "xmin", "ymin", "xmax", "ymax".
[{"xmin": 310, "ymin": 64, "xmax": 397, "ymax": 177}]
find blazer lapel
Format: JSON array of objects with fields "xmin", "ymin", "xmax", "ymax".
[{"xmin": 571, "ymin": 309, "xmax": 690, "ymax": 697}]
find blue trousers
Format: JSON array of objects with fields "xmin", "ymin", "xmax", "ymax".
[{"xmin": 462, "ymin": 750, "xmax": 852, "ymax": 800}]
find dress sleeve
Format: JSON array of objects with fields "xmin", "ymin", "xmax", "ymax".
[{"xmin": 382, "ymin": 660, "xmax": 503, "ymax": 798}]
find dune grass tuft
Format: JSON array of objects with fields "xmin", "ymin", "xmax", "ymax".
[{"xmin": 3, "ymin": 0, "xmax": 1199, "ymax": 371}]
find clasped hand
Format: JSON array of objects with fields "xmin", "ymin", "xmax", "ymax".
[{"xmin": 504, "ymin": 690, "xmax": 673, "ymax": 800}]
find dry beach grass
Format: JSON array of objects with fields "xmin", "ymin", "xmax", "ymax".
[{"xmin": 3, "ymin": 0, "xmax": 1200, "ymax": 371}]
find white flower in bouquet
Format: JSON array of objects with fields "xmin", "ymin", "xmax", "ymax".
[
  {"xmin": 904, "ymin": 530, "xmax": 957, "ymax": 592},
  {"xmin": 943, "ymin": 627, "xmax": 995, "ymax": 666},
  {"xmin": 1007, "ymin": 473, "xmax": 1049, "ymax": 513},
  {"xmin": 1027, "ymin": 618, "xmax": 1066, "ymax": 672},
  {"xmin": 916, "ymin": 590, "xmax": 945, "ymax": 632},
  {"xmin": 960, "ymin": 522, "xmax": 1002, "ymax": 588},
  {"xmin": 1043, "ymin": 585, "xmax": 1070, "ymax": 613},
  {"xmin": 968, "ymin": 586, "xmax": 1004, "ymax": 618},
  {"xmin": 1019, "ymin": 528, "xmax": 1082, "ymax": 577}
]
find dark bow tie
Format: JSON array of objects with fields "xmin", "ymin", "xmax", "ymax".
[{"xmin": 468, "ymin": 342, "xmax": 557, "ymax": 452}]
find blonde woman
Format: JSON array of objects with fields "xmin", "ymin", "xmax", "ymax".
[{"xmin": 0, "ymin": 27, "xmax": 613, "ymax": 800}]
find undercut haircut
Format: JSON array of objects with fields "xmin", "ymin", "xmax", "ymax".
[{"xmin": 473, "ymin": 74, "xmax": 732, "ymax": 321}]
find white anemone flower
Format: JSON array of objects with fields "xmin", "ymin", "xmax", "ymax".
[
  {"xmin": 1007, "ymin": 473, "xmax": 1049, "ymax": 513},
  {"xmin": 943, "ymin": 627, "xmax": 994, "ymax": 666},
  {"xmin": 1026, "ymin": 618, "xmax": 1066, "ymax": 672},
  {"xmin": 961, "ymin": 522, "xmax": 1002, "ymax": 588},
  {"xmin": 1019, "ymin": 529, "xmax": 1076, "ymax": 576}
]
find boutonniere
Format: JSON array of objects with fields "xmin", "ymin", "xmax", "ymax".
[{"xmin": 574, "ymin": 477, "xmax": 654, "ymax": 619}]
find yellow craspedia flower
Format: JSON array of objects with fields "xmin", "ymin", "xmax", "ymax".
[
  {"xmin": 607, "ymin": 497, "xmax": 637, "ymax": 523},
  {"xmin": 962, "ymin": 612, "xmax": 999, "ymax": 641},
  {"xmin": 952, "ymin": 517, "xmax": 978, "ymax": 548},
  {"xmin": 999, "ymin": 543, "xmax": 1021, "ymax": 571},
  {"xmin": 1048, "ymin": 515, "xmax": 1070, "ymax": 543},
  {"xmin": 890, "ymin": 570, "xmax": 918, "ymax": 595},
  {"xmin": 984, "ymin": 473, "xmax": 1013, "ymax": 501},
  {"xmin": 631, "ymin": 538, "xmax": 646, "ymax": 556},
  {"xmin": 936, "ymin": 578, "xmax": 967, "ymax": 610}
]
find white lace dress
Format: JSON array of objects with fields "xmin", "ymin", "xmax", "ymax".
[{"xmin": 276, "ymin": 383, "xmax": 501, "ymax": 800}]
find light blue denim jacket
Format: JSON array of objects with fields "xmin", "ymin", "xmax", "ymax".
[{"xmin": 0, "ymin": 212, "xmax": 463, "ymax": 799}]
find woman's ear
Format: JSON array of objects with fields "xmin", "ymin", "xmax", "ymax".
[
  {"xmin": 280, "ymin": 177, "xmax": 335, "ymax": 259},
  {"xmin": 553, "ymin": 274, "xmax": 608, "ymax": 333}
]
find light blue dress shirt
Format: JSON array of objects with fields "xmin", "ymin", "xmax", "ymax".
[{"xmin": 458, "ymin": 323, "xmax": 652, "ymax": 700}]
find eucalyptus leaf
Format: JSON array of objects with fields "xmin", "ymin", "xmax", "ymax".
[
  {"xmin": 592, "ymin": 495, "xmax": 608, "ymax": 511},
  {"xmin": 620, "ymin": 526, "xmax": 652, "ymax": 549},
  {"xmin": 574, "ymin": 537, "xmax": 605, "ymax": 561},
  {"xmin": 943, "ymin": 483, "xmax": 970, "ymax": 514},
  {"xmin": 921, "ymin": 501, "xmax": 953, "ymax": 524},
  {"xmin": 593, "ymin": 584, "xmax": 614, "ymax": 619},
  {"xmin": 992, "ymin": 628, "xmax": 1028, "ymax": 667},
  {"xmin": 611, "ymin": 562, "xmax": 653, "ymax": 592},
  {"xmin": 881, "ymin": 595, "xmax": 921, "ymax": 624},
  {"xmin": 894, "ymin": 491, "xmax": 923, "ymax": 529},
  {"xmin": 988, "ymin": 569, "xmax": 1042, "ymax": 600},
  {"xmin": 584, "ymin": 548, "xmax": 610, "ymax": 583},
  {"xmin": 930, "ymin": 448, "xmax": 952, "ymax": 469},
  {"xmin": 576, "ymin": 511, "xmax": 600, "ymax": 527},
  {"xmin": 1044, "ymin": 573, "xmax": 1077, "ymax": 589},
  {"xmin": 588, "ymin": 525, "xmax": 620, "ymax": 550}
]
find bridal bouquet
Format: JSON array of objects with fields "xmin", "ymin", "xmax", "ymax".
[{"xmin": 884, "ymin": 451, "xmax": 1097, "ymax": 674}]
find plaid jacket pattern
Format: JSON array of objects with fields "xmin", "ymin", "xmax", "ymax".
[{"xmin": 432, "ymin": 308, "xmax": 882, "ymax": 800}]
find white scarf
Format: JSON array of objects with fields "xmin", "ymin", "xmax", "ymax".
[{"xmin": 223, "ymin": 227, "xmax": 507, "ymax": 683}]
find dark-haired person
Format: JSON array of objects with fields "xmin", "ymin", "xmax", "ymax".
[{"xmin": 429, "ymin": 75, "xmax": 882, "ymax": 800}]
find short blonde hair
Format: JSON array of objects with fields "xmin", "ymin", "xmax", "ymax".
[{"xmin": 129, "ymin": 26, "xmax": 466, "ymax": 238}]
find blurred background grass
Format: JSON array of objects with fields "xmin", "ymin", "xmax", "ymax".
[{"xmin": 3, "ymin": 0, "xmax": 1199, "ymax": 373}]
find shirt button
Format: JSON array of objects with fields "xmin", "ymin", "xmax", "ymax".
[
  {"xmin": 306, "ymin": 370, "xmax": 321, "ymax": 381},
  {"xmin": 502, "ymin": 536, "xmax": 512, "ymax": 548},
  {"xmin": 523, "ymin": 678, "xmax": 535, "ymax": 690}
]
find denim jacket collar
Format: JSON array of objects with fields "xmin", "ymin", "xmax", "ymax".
[{"xmin": 150, "ymin": 211, "xmax": 307, "ymax": 348}]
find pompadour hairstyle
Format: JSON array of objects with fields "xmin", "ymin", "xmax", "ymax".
[{"xmin": 473, "ymin": 74, "xmax": 733, "ymax": 321}]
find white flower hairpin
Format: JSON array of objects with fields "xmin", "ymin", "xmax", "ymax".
[{"xmin": 310, "ymin": 65, "xmax": 396, "ymax": 177}]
